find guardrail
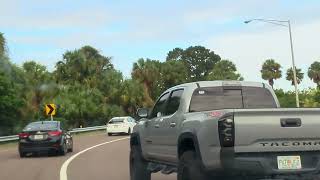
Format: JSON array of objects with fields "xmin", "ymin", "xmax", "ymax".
[
  {"xmin": 0, "ymin": 125, "xmax": 107, "ymax": 143},
  {"xmin": 0, "ymin": 135, "xmax": 19, "ymax": 142},
  {"xmin": 69, "ymin": 125, "xmax": 107, "ymax": 133}
]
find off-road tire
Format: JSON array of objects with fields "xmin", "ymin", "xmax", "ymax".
[
  {"xmin": 130, "ymin": 145, "xmax": 151, "ymax": 180},
  {"xmin": 178, "ymin": 150, "xmax": 209, "ymax": 180}
]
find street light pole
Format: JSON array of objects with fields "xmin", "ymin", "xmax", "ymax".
[
  {"xmin": 288, "ymin": 20, "xmax": 300, "ymax": 108},
  {"xmin": 245, "ymin": 19, "xmax": 300, "ymax": 107}
]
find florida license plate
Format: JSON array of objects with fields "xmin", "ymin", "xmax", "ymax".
[{"xmin": 277, "ymin": 156, "xmax": 302, "ymax": 170}]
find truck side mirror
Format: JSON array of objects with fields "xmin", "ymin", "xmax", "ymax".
[{"xmin": 137, "ymin": 108, "xmax": 149, "ymax": 118}]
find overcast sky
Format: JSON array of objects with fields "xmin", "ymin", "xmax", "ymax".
[{"xmin": 1, "ymin": 0, "xmax": 319, "ymax": 91}]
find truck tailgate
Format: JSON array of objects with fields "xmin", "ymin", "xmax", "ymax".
[{"xmin": 233, "ymin": 108, "xmax": 320, "ymax": 153}]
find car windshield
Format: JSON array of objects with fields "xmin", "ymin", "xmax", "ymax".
[
  {"xmin": 109, "ymin": 118, "xmax": 125, "ymax": 124},
  {"xmin": 23, "ymin": 121, "xmax": 58, "ymax": 131}
]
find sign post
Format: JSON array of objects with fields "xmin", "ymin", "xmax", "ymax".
[{"xmin": 45, "ymin": 104, "xmax": 56, "ymax": 120}]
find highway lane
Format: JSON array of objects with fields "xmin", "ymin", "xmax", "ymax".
[
  {"xmin": 2, "ymin": 132, "xmax": 320, "ymax": 180},
  {"xmin": 0, "ymin": 132, "xmax": 175, "ymax": 180},
  {"xmin": 0, "ymin": 133, "xmax": 128, "ymax": 180},
  {"xmin": 68, "ymin": 135, "xmax": 175, "ymax": 180}
]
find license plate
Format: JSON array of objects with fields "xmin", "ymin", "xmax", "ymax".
[
  {"xmin": 277, "ymin": 156, "xmax": 302, "ymax": 170},
  {"xmin": 33, "ymin": 135, "xmax": 43, "ymax": 140}
]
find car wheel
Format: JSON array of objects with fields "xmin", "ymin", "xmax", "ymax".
[
  {"xmin": 128, "ymin": 128, "xmax": 131, "ymax": 135},
  {"xmin": 130, "ymin": 145, "xmax": 151, "ymax": 180},
  {"xmin": 68, "ymin": 140, "xmax": 73, "ymax": 152},
  {"xmin": 59, "ymin": 142, "xmax": 67, "ymax": 156},
  {"xmin": 19, "ymin": 151, "xmax": 26, "ymax": 158},
  {"xmin": 177, "ymin": 151, "xmax": 209, "ymax": 180},
  {"xmin": 108, "ymin": 133, "xmax": 112, "ymax": 136}
]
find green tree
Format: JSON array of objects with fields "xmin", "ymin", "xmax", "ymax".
[
  {"xmin": 308, "ymin": 61, "xmax": 320, "ymax": 88},
  {"xmin": 55, "ymin": 46, "xmax": 113, "ymax": 86},
  {"xmin": 120, "ymin": 79, "xmax": 144, "ymax": 114},
  {"xmin": 0, "ymin": 32, "xmax": 6, "ymax": 57},
  {"xmin": 53, "ymin": 46, "xmax": 126, "ymax": 127},
  {"xmin": 303, "ymin": 88, "xmax": 320, "ymax": 107},
  {"xmin": 132, "ymin": 58, "xmax": 162, "ymax": 106},
  {"xmin": 274, "ymin": 89, "xmax": 297, "ymax": 108},
  {"xmin": 0, "ymin": 58, "xmax": 33, "ymax": 130},
  {"xmin": 166, "ymin": 46, "xmax": 221, "ymax": 81},
  {"xmin": 160, "ymin": 60, "xmax": 188, "ymax": 90},
  {"xmin": 53, "ymin": 84, "xmax": 105, "ymax": 127},
  {"xmin": 286, "ymin": 67, "xmax": 304, "ymax": 85},
  {"xmin": 166, "ymin": 48, "xmax": 183, "ymax": 61},
  {"xmin": 22, "ymin": 61, "xmax": 51, "ymax": 115},
  {"xmin": 207, "ymin": 60, "xmax": 243, "ymax": 81},
  {"xmin": 98, "ymin": 69, "xmax": 123, "ymax": 105},
  {"xmin": 0, "ymin": 71, "xmax": 24, "ymax": 135},
  {"xmin": 261, "ymin": 59, "xmax": 282, "ymax": 88}
]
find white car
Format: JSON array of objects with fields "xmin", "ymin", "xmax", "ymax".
[{"xmin": 106, "ymin": 116, "xmax": 137, "ymax": 136}]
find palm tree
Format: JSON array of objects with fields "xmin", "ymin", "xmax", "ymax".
[
  {"xmin": 286, "ymin": 67, "xmax": 304, "ymax": 85},
  {"xmin": 261, "ymin": 59, "xmax": 282, "ymax": 88},
  {"xmin": 22, "ymin": 61, "xmax": 50, "ymax": 113},
  {"xmin": 0, "ymin": 33, "xmax": 6, "ymax": 57},
  {"xmin": 132, "ymin": 58, "xmax": 161, "ymax": 107},
  {"xmin": 308, "ymin": 61, "xmax": 320, "ymax": 88}
]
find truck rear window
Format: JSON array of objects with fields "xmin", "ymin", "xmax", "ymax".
[{"xmin": 189, "ymin": 86, "xmax": 277, "ymax": 112}]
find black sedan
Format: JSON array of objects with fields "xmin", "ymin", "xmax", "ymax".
[{"xmin": 18, "ymin": 121, "xmax": 73, "ymax": 157}]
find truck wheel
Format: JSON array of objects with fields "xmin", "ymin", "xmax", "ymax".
[
  {"xmin": 130, "ymin": 145, "xmax": 151, "ymax": 180},
  {"xmin": 178, "ymin": 151, "xmax": 209, "ymax": 180}
]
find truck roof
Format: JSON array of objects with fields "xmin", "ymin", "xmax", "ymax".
[{"xmin": 168, "ymin": 81, "xmax": 269, "ymax": 91}]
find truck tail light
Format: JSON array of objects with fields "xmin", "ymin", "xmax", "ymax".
[{"xmin": 218, "ymin": 116, "xmax": 234, "ymax": 147}]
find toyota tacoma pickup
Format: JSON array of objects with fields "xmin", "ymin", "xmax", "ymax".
[{"xmin": 130, "ymin": 81, "xmax": 320, "ymax": 180}]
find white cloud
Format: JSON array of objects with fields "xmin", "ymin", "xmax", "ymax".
[
  {"xmin": 0, "ymin": 1, "xmax": 116, "ymax": 30},
  {"xmin": 2, "ymin": 0, "xmax": 320, "ymax": 87},
  {"xmin": 205, "ymin": 20, "xmax": 320, "ymax": 91}
]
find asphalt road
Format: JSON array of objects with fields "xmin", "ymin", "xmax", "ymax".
[{"xmin": 0, "ymin": 132, "xmax": 175, "ymax": 180}]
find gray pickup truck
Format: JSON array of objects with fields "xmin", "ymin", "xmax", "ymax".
[{"xmin": 130, "ymin": 81, "xmax": 320, "ymax": 180}]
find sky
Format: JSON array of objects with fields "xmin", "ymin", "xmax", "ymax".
[{"xmin": 1, "ymin": 0, "xmax": 320, "ymax": 91}]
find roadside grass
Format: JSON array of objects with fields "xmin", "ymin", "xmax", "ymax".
[
  {"xmin": 72, "ymin": 129, "xmax": 107, "ymax": 137},
  {"xmin": 0, "ymin": 141, "xmax": 18, "ymax": 150}
]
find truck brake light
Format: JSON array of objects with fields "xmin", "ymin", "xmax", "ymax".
[{"xmin": 218, "ymin": 116, "xmax": 234, "ymax": 147}]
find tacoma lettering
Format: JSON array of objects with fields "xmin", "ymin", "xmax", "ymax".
[
  {"xmin": 303, "ymin": 142, "xmax": 312, "ymax": 145},
  {"xmin": 260, "ymin": 142, "xmax": 320, "ymax": 147}
]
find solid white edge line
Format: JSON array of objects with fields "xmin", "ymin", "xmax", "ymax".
[{"xmin": 60, "ymin": 137, "xmax": 130, "ymax": 180}]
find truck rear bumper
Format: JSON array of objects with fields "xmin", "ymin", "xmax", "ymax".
[{"xmin": 205, "ymin": 148, "xmax": 320, "ymax": 176}]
